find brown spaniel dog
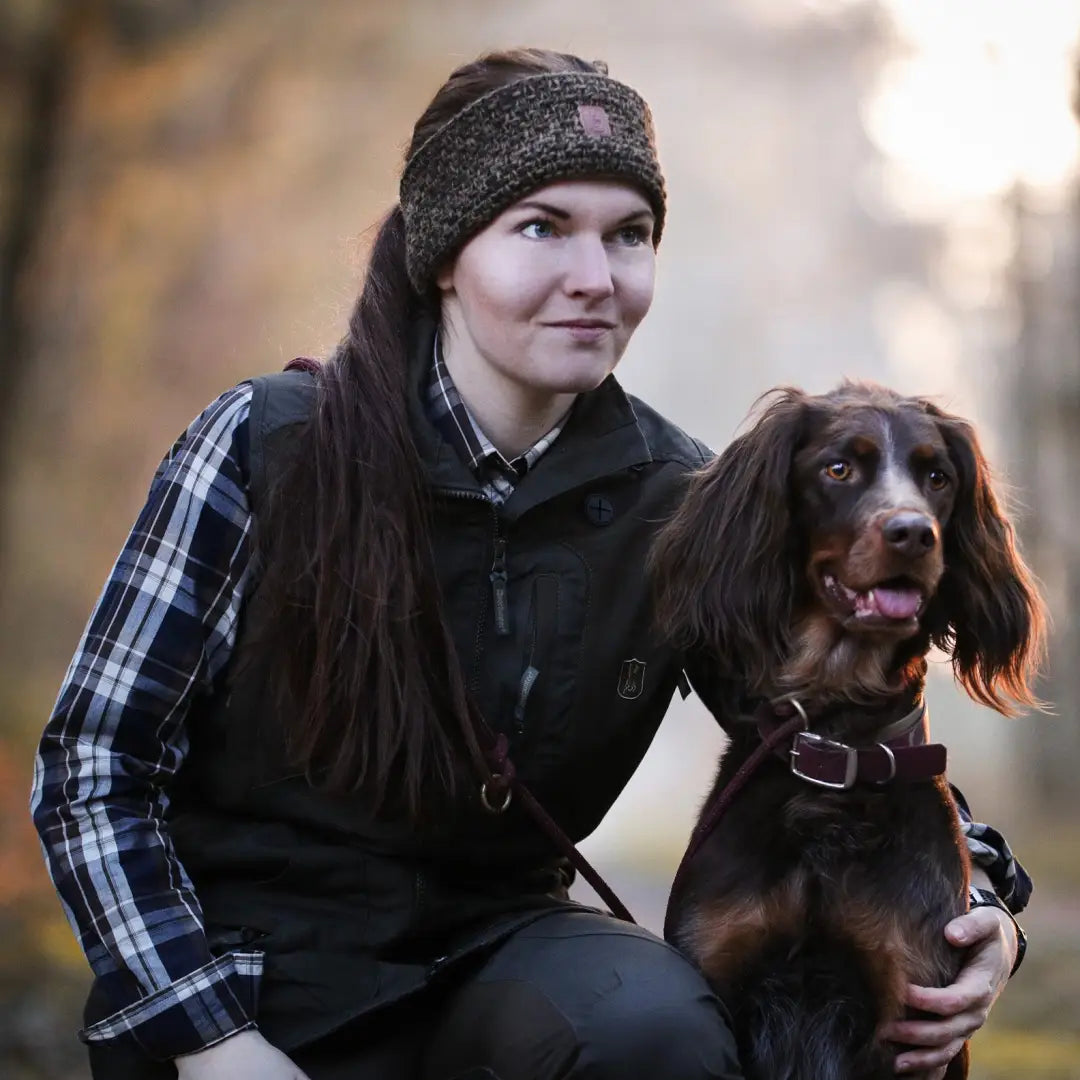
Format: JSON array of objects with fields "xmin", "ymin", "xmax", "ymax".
[{"xmin": 652, "ymin": 383, "xmax": 1045, "ymax": 1080}]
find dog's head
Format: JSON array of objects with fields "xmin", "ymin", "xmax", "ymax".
[{"xmin": 651, "ymin": 382, "xmax": 1046, "ymax": 711}]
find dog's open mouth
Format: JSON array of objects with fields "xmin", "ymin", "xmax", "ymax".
[{"xmin": 821, "ymin": 572, "xmax": 926, "ymax": 624}]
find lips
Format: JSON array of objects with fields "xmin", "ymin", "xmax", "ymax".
[
  {"xmin": 546, "ymin": 319, "xmax": 616, "ymax": 330},
  {"xmin": 821, "ymin": 573, "xmax": 925, "ymax": 622}
]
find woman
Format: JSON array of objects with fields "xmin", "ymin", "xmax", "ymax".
[{"xmin": 31, "ymin": 49, "xmax": 1028, "ymax": 1080}]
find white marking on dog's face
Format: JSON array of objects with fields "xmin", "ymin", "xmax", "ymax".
[{"xmin": 873, "ymin": 415, "xmax": 933, "ymax": 516}]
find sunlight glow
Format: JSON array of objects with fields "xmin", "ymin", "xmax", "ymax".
[{"xmin": 866, "ymin": 0, "xmax": 1079, "ymax": 209}]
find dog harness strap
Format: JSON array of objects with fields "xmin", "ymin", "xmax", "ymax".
[{"xmin": 789, "ymin": 732, "xmax": 947, "ymax": 788}]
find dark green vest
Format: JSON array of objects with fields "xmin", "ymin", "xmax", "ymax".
[{"xmin": 167, "ymin": 329, "xmax": 710, "ymax": 1051}]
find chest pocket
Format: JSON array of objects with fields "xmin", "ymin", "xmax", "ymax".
[
  {"xmin": 511, "ymin": 573, "xmax": 560, "ymax": 742},
  {"xmin": 489, "ymin": 541, "xmax": 589, "ymax": 776}
]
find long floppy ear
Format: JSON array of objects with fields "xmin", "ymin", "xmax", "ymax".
[
  {"xmin": 923, "ymin": 403, "xmax": 1047, "ymax": 714},
  {"xmin": 650, "ymin": 389, "xmax": 809, "ymax": 691}
]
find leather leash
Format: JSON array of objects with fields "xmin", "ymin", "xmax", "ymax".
[
  {"xmin": 663, "ymin": 711, "xmax": 806, "ymax": 940},
  {"xmin": 476, "ymin": 728, "xmax": 636, "ymax": 924}
]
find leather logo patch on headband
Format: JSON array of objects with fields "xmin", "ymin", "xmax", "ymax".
[{"xmin": 578, "ymin": 104, "xmax": 611, "ymax": 137}]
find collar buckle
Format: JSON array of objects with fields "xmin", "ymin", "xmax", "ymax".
[{"xmin": 790, "ymin": 731, "xmax": 859, "ymax": 790}]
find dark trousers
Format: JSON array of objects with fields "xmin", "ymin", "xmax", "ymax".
[{"xmin": 88, "ymin": 910, "xmax": 744, "ymax": 1080}]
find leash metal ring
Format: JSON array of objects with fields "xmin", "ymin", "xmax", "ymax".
[
  {"xmin": 481, "ymin": 779, "xmax": 513, "ymax": 814},
  {"xmin": 873, "ymin": 742, "xmax": 897, "ymax": 785},
  {"xmin": 786, "ymin": 697, "xmax": 810, "ymax": 728}
]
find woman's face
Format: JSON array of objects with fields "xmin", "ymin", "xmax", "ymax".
[{"xmin": 437, "ymin": 179, "xmax": 657, "ymax": 406}]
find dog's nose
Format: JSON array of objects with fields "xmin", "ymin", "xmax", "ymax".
[{"xmin": 882, "ymin": 512, "xmax": 938, "ymax": 557}]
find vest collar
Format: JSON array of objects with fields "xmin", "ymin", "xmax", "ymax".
[{"xmin": 407, "ymin": 313, "xmax": 653, "ymax": 520}]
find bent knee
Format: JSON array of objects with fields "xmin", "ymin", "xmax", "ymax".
[
  {"xmin": 428, "ymin": 913, "xmax": 743, "ymax": 1080},
  {"xmin": 579, "ymin": 985, "xmax": 741, "ymax": 1079}
]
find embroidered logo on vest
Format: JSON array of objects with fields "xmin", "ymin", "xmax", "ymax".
[
  {"xmin": 617, "ymin": 658, "xmax": 647, "ymax": 700},
  {"xmin": 578, "ymin": 104, "xmax": 612, "ymax": 137}
]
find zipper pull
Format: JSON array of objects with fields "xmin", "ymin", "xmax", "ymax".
[
  {"xmin": 514, "ymin": 666, "xmax": 540, "ymax": 733},
  {"xmin": 490, "ymin": 537, "xmax": 510, "ymax": 636}
]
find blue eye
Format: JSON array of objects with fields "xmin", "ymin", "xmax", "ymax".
[
  {"xmin": 614, "ymin": 225, "xmax": 649, "ymax": 246},
  {"xmin": 520, "ymin": 220, "xmax": 556, "ymax": 239}
]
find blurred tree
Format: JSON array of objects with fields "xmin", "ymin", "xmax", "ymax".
[
  {"xmin": 0, "ymin": 6, "xmax": 252, "ymax": 1077},
  {"xmin": 0, "ymin": 2, "xmax": 80, "ymax": 520},
  {"xmin": 1008, "ymin": 54, "xmax": 1080, "ymax": 820},
  {"xmin": 0, "ymin": 0, "xmax": 240, "ymax": 561}
]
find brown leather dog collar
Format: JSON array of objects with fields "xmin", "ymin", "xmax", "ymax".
[{"xmin": 756, "ymin": 699, "xmax": 948, "ymax": 790}]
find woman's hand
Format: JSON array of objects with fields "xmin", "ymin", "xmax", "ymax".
[
  {"xmin": 175, "ymin": 1029, "xmax": 313, "ymax": 1080},
  {"xmin": 881, "ymin": 905, "xmax": 1017, "ymax": 1076}
]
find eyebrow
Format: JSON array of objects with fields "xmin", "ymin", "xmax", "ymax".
[
  {"xmin": 512, "ymin": 200, "xmax": 654, "ymax": 225},
  {"xmin": 910, "ymin": 443, "xmax": 942, "ymax": 463}
]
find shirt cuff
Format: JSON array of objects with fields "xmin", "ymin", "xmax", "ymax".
[
  {"xmin": 79, "ymin": 950, "xmax": 264, "ymax": 1061},
  {"xmin": 951, "ymin": 785, "xmax": 1033, "ymax": 914}
]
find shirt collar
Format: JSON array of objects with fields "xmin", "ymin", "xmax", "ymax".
[
  {"xmin": 425, "ymin": 329, "xmax": 569, "ymax": 501},
  {"xmin": 406, "ymin": 313, "xmax": 653, "ymax": 519}
]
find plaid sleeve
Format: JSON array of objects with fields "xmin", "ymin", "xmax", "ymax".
[
  {"xmin": 951, "ymin": 785, "xmax": 1033, "ymax": 914},
  {"xmin": 30, "ymin": 384, "xmax": 260, "ymax": 1060},
  {"xmin": 79, "ymin": 951, "xmax": 263, "ymax": 1057}
]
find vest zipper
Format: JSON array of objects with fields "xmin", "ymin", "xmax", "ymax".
[
  {"xmin": 437, "ymin": 487, "xmax": 507, "ymax": 691},
  {"xmin": 490, "ymin": 535, "xmax": 510, "ymax": 636}
]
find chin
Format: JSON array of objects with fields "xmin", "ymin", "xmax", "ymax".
[{"xmin": 523, "ymin": 351, "xmax": 620, "ymax": 397}]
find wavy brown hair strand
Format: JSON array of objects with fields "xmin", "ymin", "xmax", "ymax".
[{"xmin": 255, "ymin": 49, "xmax": 607, "ymax": 823}]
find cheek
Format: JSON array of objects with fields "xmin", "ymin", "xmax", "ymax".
[
  {"xmin": 455, "ymin": 242, "xmax": 556, "ymax": 324},
  {"xmin": 619, "ymin": 255, "xmax": 656, "ymax": 327},
  {"xmin": 933, "ymin": 490, "xmax": 959, "ymax": 534},
  {"xmin": 454, "ymin": 278, "xmax": 543, "ymax": 361},
  {"xmin": 801, "ymin": 483, "xmax": 863, "ymax": 539}
]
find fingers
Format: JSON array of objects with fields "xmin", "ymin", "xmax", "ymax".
[
  {"xmin": 884, "ymin": 1009, "xmax": 985, "ymax": 1048},
  {"xmin": 881, "ymin": 980, "xmax": 992, "ymax": 1052},
  {"xmin": 886, "ymin": 933, "xmax": 1003, "ymax": 1076},
  {"xmin": 902, "ymin": 975, "xmax": 995, "ymax": 1017},
  {"xmin": 898, "ymin": 911, "xmax": 1012, "ymax": 1022},
  {"xmin": 893, "ymin": 1037, "xmax": 966, "ymax": 1074},
  {"xmin": 944, "ymin": 906, "xmax": 1015, "ymax": 952},
  {"xmin": 885, "ymin": 908, "xmax": 1015, "ymax": 1075}
]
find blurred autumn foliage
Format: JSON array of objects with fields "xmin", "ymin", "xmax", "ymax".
[{"xmin": 0, "ymin": 1, "xmax": 456, "ymax": 1073}]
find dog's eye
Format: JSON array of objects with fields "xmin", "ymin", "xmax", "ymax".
[
  {"xmin": 824, "ymin": 461, "xmax": 853, "ymax": 481},
  {"xmin": 927, "ymin": 469, "xmax": 949, "ymax": 491}
]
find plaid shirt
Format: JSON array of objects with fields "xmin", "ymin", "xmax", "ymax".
[
  {"xmin": 31, "ymin": 371, "xmax": 1032, "ymax": 1060},
  {"xmin": 426, "ymin": 330, "xmax": 569, "ymax": 504}
]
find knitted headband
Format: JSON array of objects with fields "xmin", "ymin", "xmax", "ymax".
[{"xmin": 399, "ymin": 71, "xmax": 667, "ymax": 292}]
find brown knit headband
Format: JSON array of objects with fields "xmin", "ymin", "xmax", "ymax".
[{"xmin": 399, "ymin": 71, "xmax": 667, "ymax": 292}]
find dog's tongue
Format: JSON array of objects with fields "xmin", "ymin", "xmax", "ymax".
[{"xmin": 860, "ymin": 585, "xmax": 922, "ymax": 620}]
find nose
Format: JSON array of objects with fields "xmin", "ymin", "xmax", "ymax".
[
  {"xmin": 882, "ymin": 512, "xmax": 938, "ymax": 558},
  {"xmin": 563, "ymin": 234, "xmax": 614, "ymax": 299}
]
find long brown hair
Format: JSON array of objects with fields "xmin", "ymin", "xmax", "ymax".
[{"xmin": 255, "ymin": 50, "xmax": 605, "ymax": 823}]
